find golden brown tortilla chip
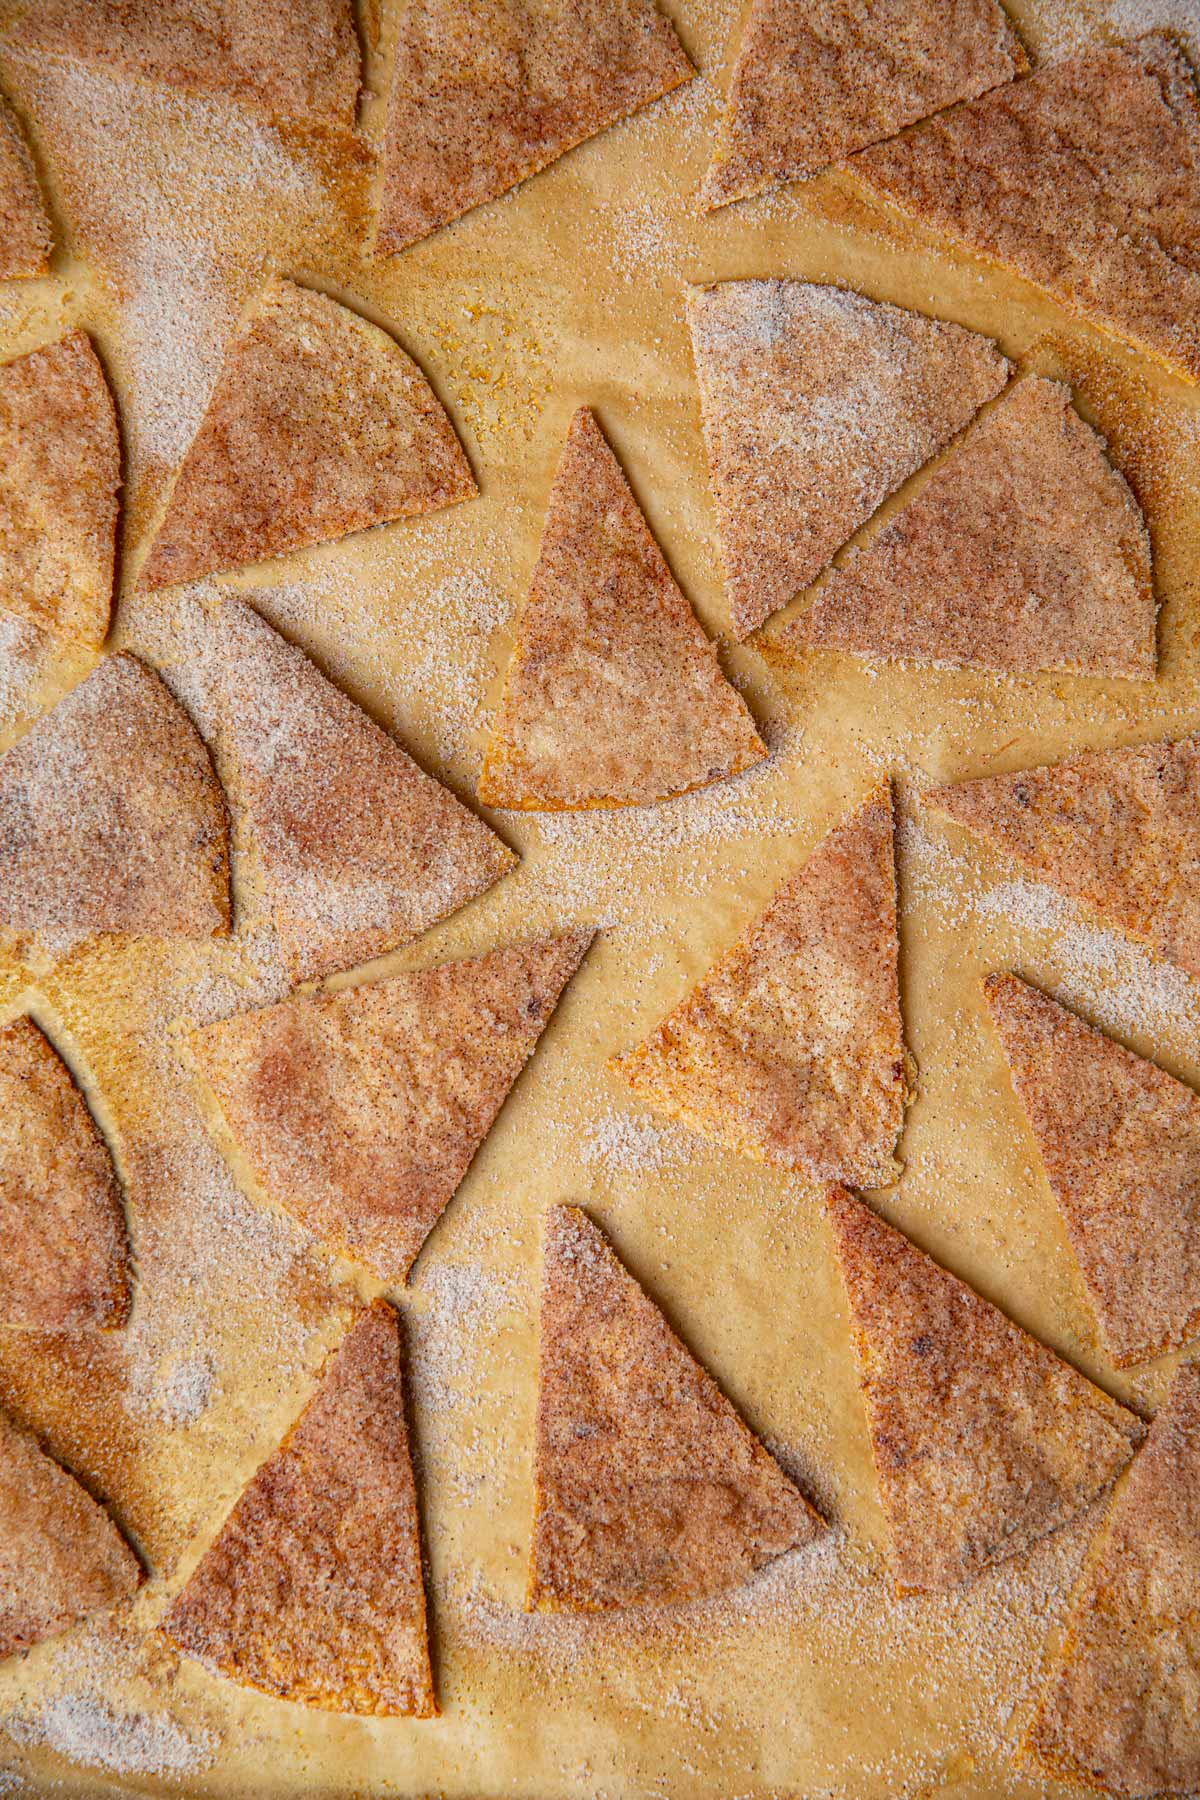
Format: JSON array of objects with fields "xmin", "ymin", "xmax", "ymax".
[
  {"xmin": 703, "ymin": 0, "xmax": 1025, "ymax": 211},
  {"xmin": 611, "ymin": 785, "xmax": 908, "ymax": 1184},
  {"xmin": 0, "ymin": 1016, "xmax": 131, "ymax": 1332},
  {"xmin": 479, "ymin": 408, "xmax": 766, "ymax": 810},
  {"xmin": 0, "ymin": 1410, "xmax": 141, "ymax": 1660},
  {"xmin": 0, "ymin": 95, "xmax": 51, "ymax": 277},
  {"xmin": 377, "ymin": 0, "xmax": 692, "ymax": 253},
  {"xmin": 688, "ymin": 280, "xmax": 1009, "ymax": 637},
  {"xmin": 928, "ymin": 734, "xmax": 1200, "ymax": 976},
  {"xmin": 191, "ymin": 930, "xmax": 593, "ymax": 1284},
  {"xmin": 140, "ymin": 280, "xmax": 475, "ymax": 590},
  {"xmin": 1025, "ymin": 1362, "xmax": 1200, "ymax": 1797},
  {"xmin": 825, "ymin": 1186, "xmax": 1145, "ymax": 1593},
  {"xmin": 529, "ymin": 1206, "xmax": 825, "ymax": 1610},
  {"xmin": 213, "ymin": 597, "xmax": 514, "ymax": 981},
  {"xmin": 0, "ymin": 653, "xmax": 230, "ymax": 953},
  {"xmin": 163, "ymin": 1303, "xmax": 434, "ymax": 1716},
  {"xmin": 849, "ymin": 34, "xmax": 1200, "ymax": 384}
]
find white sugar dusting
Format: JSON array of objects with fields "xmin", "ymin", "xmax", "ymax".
[{"xmin": 6, "ymin": 1693, "xmax": 215, "ymax": 1779}]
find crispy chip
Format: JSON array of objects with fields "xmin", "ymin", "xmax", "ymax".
[{"xmin": 0, "ymin": 95, "xmax": 51, "ymax": 277}]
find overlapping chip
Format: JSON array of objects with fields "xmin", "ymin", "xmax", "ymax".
[{"xmin": 0, "ymin": 96, "xmax": 51, "ymax": 278}]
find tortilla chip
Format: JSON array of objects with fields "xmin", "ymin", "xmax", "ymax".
[
  {"xmin": 479, "ymin": 409, "xmax": 766, "ymax": 810},
  {"xmin": 792, "ymin": 375, "xmax": 1155, "ymax": 678},
  {"xmin": 191, "ymin": 930, "xmax": 593, "ymax": 1284},
  {"xmin": 702, "ymin": 0, "xmax": 1025, "ymax": 211},
  {"xmin": 0, "ymin": 332, "xmax": 120, "ymax": 647},
  {"xmin": 163, "ymin": 1302, "xmax": 434, "ymax": 1716},
  {"xmin": 0, "ymin": 653, "xmax": 230, "ymax": 952},
  {"xmin": 849, "ymin": 34, "xmax": 1200, "ymax": 385},
  {"xmin": 927, "ymin": 734, "xmax": 1200, "ymax": 976},
  {"xmin": 213, "ymin": 598, "xmax": 515, "ymax": 982},
  {"xmin": 611, "ymin": 785, "xmax": 908, "ymax": 1184},
  {"xmin": 140, "ymin": 280, "xmax": 475, "ymax": 590},
  {"xmin": 984, "ymin": 973, "xmax": 1200, "ymax": 1369},
  {"xmin": 377, "ymin": 0, "xmax": 692, "ymax": 253},
  {"xmin": 825, "ymin": 1186, "xmax": 1145, "ymax": 1593},
  {"xmin": 6, "ymin": 0, "xmax": 360, "ymax": 129},
  {"xmin": 529, "ymin": 1205, "xmax": 825, "ymax": 1610},
  {"xmin": 0, "ymin": 1016, "xmax": 131, "ymax": 1332},
  {"xmin": 688, "ymin": 280, "xmax": 1010, "ymax": 637},
  {"xmin": 1025, "ymin": 1362, "xmax": 1200, "ymax": 1797},
  {"xmin": 0, "ymin": 1409, "xmax": 141, "ymax": 1660},
  {"xmin": 0, "ymin": 95, "xmax": 51, "ymax": 278}
]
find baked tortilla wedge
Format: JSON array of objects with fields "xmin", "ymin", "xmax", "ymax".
[{"xmin": 0, "ymin": 94, "xmax": 51, "ymax": 277}]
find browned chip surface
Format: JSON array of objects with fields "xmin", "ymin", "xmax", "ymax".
[
  {"xmin": 0, "ymin": 95, "xmax": 51, "ymax": 277},
  {"xmin": 1025, "ymin": 1362, "xmax": 1200, "ymax": 1796},
  {"xmin": 688, "ymin": 281, "xmax": 1009, "ymax": 637},
  {"xmin": 703, "ymin": 0, "xmax": 1025, "ymax": 211},
  {"xmin": 0, "ymin": 652, "xmax": 230, "ymax": 953},
  {"xmin": 377, "ymin": 0, "xmax": 692, "ymax": 253},
  {"xmin": 612, "ymin": 786, "xmax": 908, "ymax": 1184},
  {"xmin": 479, "ymin": 408, "xmax": 765, "ymax": 810},
  {"xmin": 928, "ymin": 734, "xmax": 1200, "ymax": 975},
  {"xmin": 214, "ymin": 597, "xmax": 514, "ymax": 981},
  {"xmin": 529, "ymin": 1206, "xmax": 825, "ymax": 1610},
  {"xmin": 163, "ymin": 1302, "xmax": 434, "ymax": 1716},
  {"xmin": 0, "ymin": 331, "xmax": 120, "ymax": 647},
  {"xmin": 191, "ymin": 930, "xmax": 593, "ymax": 1284},
  {"xmin": 0, "ymin": 1410, "xmax": 141, "ymax": 1660},
  {"xmin": 140, "ymin": 280, "xmax": 476, "ymax": 590},
  {"xmin": 849, "ymin": 33, "xmax": 1200, "ymax": 384},
  {"xmin": 826, "ymin": 1187, "xmax": 1145, "ymax": 1594},
  {"xmin": 985, "ymin": 973, "xmax": 1200, "ymax": 1368},
  {"xmin": 0, "ymin": 1016, "xmax": 131, "ymax": 1332}
]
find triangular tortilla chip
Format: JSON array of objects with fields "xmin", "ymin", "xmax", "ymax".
[
  {"xmin": 702, "ymin": 0, "xmax": 1025, "ymax": 211},
  {"xmin": 0, "ymin": 332, "xmax": 120, "ymax": 647},
  {"xmin": 6, "ymin": 0, "xmax": 360, "ymax": 129},
  {"xmin": 0, "ymin": 95, "xmax": 51, "ymax": 278},
  {"xmin": 1025, "ymin": 1362, "xmax": 1200, "ymax": 1797},
  {"xmin": 611, "ymin": 785, "xmax": 908, "ymax": 1184},
  {"xmin": 688, "ymin": 280, "xmax": 1010, "ymax": 637},
  {"xmin": 376, "ymin": 0, "xmax": 692, "ymax": 253},
  {"xmin": 191, "ymin": 930, "xmax": 593, "ymax": 1284},
  {"xmin": 927, "ymin": 734, "xmax": 1200, "ymax": 976},
  {"xmin": 0, "ymin": 653, "xmax": 230, "ymax": 952},
  {"xmin": 212, "ymin": 598, "xmax": 515, "ymax": 982},
  {"xmin": 140, "ymin": 280, "xmax": 475, "ymax": 590},
  {"xmin": 849, "ymin": 34, "xmax": 1200, "ymax": 385},
  {"xmin": 985, "ymin": 973, "xmax": 1200, "ymax": 1369},
  {"xmin": 529, "ymin": 1205, "xmax": 825, "ymax": 1609},
  {"xmin": 0, "ymin": 1016, "xmax": 131, "ymax": 1332},
  {"xmin": 0, "ymin": 1409, "xmax": 141, "ymax": 1659},
  {"xmin": 793, "ymin": 375, "xmax": 1155, "ymax": 678},
  {"xmin": 479, "ymin": 408, "xmax": 766, "ymax": 810},
  {"xmin": 825, "ymin": 1186, "xmax": 1145, "ymax": 1593},
  {"xmin": 163, "ymin": 1302, "xmax": 434, "ymax": 1716}
]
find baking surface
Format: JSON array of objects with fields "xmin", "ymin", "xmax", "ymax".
[{"xmin": 0, "ymin": 0, "xmax": 1199, "ymax": 1793}]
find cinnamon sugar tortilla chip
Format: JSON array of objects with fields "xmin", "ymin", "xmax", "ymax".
[
  {"xmin": 0, "ymin": 1016, "xmax": 131, "ymax": 1332},
  {"xmin": 191, "ymin": 931, "xmax": 593, "ymax": 1284},
  {"xmin": 792, "ymin": 375, "xmax": 1155, "ymax": 678},
  {"xmin": 702, "ymin": 0, "xmax": 1025, "ymax": 211},
  {"xmin": 1025, "ymin": 1362, "xmax": 1200, "ymax": 1797},
  {"xmin": 377, "ymin": 0, "xmax": 692, "ymax": 253},
  {"xmin": 0, "ymin": 332, "xmax": 120, "ymax": 647},
  {"xmin": 163, "ymin": 1303, "xmax": 434, "ymax": 1716},
  {"xmin": 0, "ymin": 95, "xmax": 51, "ymax": 277},
  {"xmin": 529, "ymin": 1206, "xmax": 825, "ymax": 1610},
  {"xmin": 985, "ymin": 973, "xmax": 1200, "ymax": 1369},
  {"xmin": 213, "ymin": 598, "xmax": 514, "ymax": 982},
  {"xmin": 479, "ymin": 409, "xmax": 766, "ymax": 810},
  {"xmin": 0, "ymin": 1410, "xmax": 141, "ymax": 1660},
  {"xmin": 140, "ymin": 280, "xmax": 475, "ymax": 590},
  {"xmin": 849, "ymin": 33, "xmax": 1200, "ymax": 384},
  {"xmin": 0, "ymin": 653, "xmax": 230, "ymax": 953},
  {"xmin": 688, "ymin": 281, "xmax": 1009, "ymax": 637},
  {"xmin": 928, "ymin": 734, "xmax": 1200, "ymax": 976},
  {"xmin": 611, "ymin": 786, "xmax": 908, "ymax": 1184},
  {"xmin": 825, "ymin": 1187, "xmax": 1145, "ymax": 1594}
]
